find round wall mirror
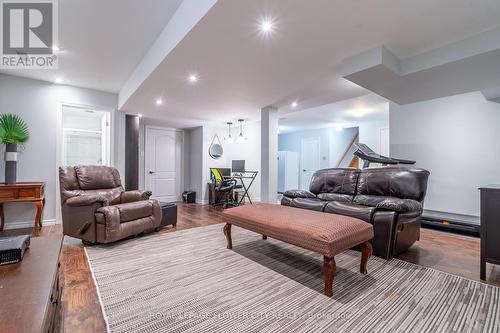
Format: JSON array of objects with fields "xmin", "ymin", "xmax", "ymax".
[{"xmin": 209, "ymin": 143, "xmax": 223, "ymax": 159}]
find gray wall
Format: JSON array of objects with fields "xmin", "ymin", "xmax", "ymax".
[
  {"xmin": 390, "ymin": 91, "xmax": 500, "ymax": 217},
  {"xmin": 0, "ymin": 74, "xmax": 122, "ymax": 228}
]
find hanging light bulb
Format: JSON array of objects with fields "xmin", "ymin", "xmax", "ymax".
[
  {"xmin": 225, "ymin": 122, "xmax": 233, "ymax": 144},
  {"xmin": 237, "ymin": 119, "xmax": 246, "ymax": 142}
]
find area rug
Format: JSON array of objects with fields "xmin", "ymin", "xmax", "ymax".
[{"xmin": 85, "ymin": 224, "xmax": 500, "ymax": 333}]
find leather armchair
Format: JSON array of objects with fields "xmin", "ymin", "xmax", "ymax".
[
  {"xmin": 282, "ymin": 167, "xmax": 430, "ymax": 259},
  {"xmin": 59, "ymin": 165, "xmax": 161, "ymax": 244}
]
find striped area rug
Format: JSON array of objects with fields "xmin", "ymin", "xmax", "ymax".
[{"xmin": 85, "ymin": 224, "xmax": 500, "ymax": 333}]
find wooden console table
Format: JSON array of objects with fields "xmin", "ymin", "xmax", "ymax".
[{"xmin": 0, "ymin": 182, "xmax": 45, "ymax": 231}]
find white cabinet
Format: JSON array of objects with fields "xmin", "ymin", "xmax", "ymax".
[{"xmin": 278, "ymin": 151, "xmax": 300, "ymax": 193}]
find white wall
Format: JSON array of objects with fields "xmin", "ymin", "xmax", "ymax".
[
  {"xmin": 0, "ymin": 74, "xmax": 121, "ymax": 229},
  {"xmin": 183, "ymin": 123, "xmax": 261, "ymax": 204},
  {"xmin": 390, "ymin": 91, "xmax": 500, "ymax": 217},
  {"xmin": 358, "ymin": 119, "xmax": 390, "ymax": 155}
]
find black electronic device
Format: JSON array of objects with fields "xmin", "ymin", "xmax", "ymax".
[{"xmin": 0, "ymin": 235, "xmax": 30, "ymax": 265}]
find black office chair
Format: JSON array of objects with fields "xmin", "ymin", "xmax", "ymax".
[
  {"xmin": 210, "ymin": 168, "xmax": 237, "ymax": 209},
  {"xmin": 214, "ymin": 178, "xmax": 237, "ymax": 209}
]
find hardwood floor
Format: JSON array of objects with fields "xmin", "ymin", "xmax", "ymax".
[{"xmin": 1, "ymin": 203, "xmax": 499, "ymax": 333}]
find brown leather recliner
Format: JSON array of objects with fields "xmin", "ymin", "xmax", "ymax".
[
  {"xmin": 59, "ymin": 165, "xmax": 161, "ymax": 244},
  {"xmin": 281, "ymin": 167, "xmax": 430, "ymax": 259}
]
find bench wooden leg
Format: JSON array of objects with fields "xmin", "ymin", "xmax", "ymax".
[
  {"xmin": 323, "ymin": 256, "xmax": 336, "ymax": 297},
  {"xmin": 360, "ymin": 241, "xmax": 373, "ymax": 274},
  {"xmin": 262, "ymin": 235, "xmax": 267, "ymax": 240},
  {"xmin": 223, "ymin": 223, "xmax": 232, "ymax": 249}
]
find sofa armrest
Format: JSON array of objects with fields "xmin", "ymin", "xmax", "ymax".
[
  {"xmin": 283, "ymin": 190, "xmax": 316, "ymax": 199},
  {"xmin": 375, "ymin": 198, "xmax": 423, "ymax": 214},
  {"xmin": 66, "ymin": 194, "xmax": 109, "ymax": 207},
  {"xmin": 371, "ymin": 211, "xmax": 398, "ymax": 259},
  {"xmin": 120, "ymin": 190, "xmax": 152, "ymax": 203},
  {"xmin": 94, "ymin": 206, "xmax": 121, "ymax": 242}
]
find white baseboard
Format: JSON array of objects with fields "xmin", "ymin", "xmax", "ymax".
[{"xmin": 3, "ymin": 219, "xmax": 58, "ymax": 230}]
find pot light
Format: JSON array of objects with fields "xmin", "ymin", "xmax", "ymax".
[
  {"xmin": 138, "ymin": 113, "xmax": 143, "ymax": 118},
  {"xmin": 188, "ymin": 74, "xmax": 198, "ymax": 83},
  {"xmin": 291, "ymin": 101, "xmax": 298, "ymax": 108},
  {"xmin": 156, "ymin": 98, "xmax": 163, "ymax": 105},
  {"xmin": 259, "ymin": 19, "xmax": 275, "ymax": 34},
  {"xmin": 54, "ymin": 77, "xmax": 63, "ymax": 84},
  {"xmin": 52, "ymin": 45, "xmax": 60, "ymax": 52},
  {"xmin": 335, "ymin": 125, "xmax": 343, "ymax": 132}
]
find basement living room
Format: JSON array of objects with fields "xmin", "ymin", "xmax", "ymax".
[{"xmin": 1, "ymin": 1, "xmax": 500, "ymax": 332}]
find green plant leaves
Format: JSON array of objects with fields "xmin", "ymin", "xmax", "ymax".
[{"xmin": 0, "ymin": 114, "xmax": 29, "ymax": 146}]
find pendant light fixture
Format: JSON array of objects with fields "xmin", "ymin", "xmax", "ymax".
[
  {"xmin": 224, "ymin": 122, "xmax": 233, "ymax": 144},
  {"xmin": 237, "ymin": 119, "xmax": 246, "ymax": 142}
]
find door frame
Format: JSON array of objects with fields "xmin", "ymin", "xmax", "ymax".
[
  {"xmin": 379, "ymin": 127, "xmax": 390, "ymax": 156},
  {"xmin": 300, "ymin": 137, "xmax": 320, "ymax": 190},
  {"xmin": 144, "ymin": 125, "xmax": 184, "ymax": 202},
  {"xmin": 55, "ymin": 102, "xmax": 115, "ymax": 224}
]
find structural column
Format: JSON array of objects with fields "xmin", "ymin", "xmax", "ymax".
[
  {"xmin": 260, "ymin": 105, "xmax": 278, "ymax": 203},
  {"xmin": 125, "ymin": 115, "xmax": 140, "ymax": 190}
]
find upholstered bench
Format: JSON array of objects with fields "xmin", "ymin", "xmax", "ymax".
[{"xmin": 222, "ymin": 203, "xmax": 374, "ymax": 297}]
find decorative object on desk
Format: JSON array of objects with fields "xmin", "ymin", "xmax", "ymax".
[
  {"xmin": 208, "ymin": 133, "xmax": 223, "ymax": 159},
  {"xmin": 224, "ymin": 122, "xmax": 233, "ymax": 144},
  {"xmin": 236, "ymin": 119, "xmax": 247, "ymax": 142},
  {"xmin": 0, "ymin": 235, "xmax": 30, "ymax": 265},
  {"xmin": 0, "ymin": 114, "xmax": 30, "ymax": 184}
]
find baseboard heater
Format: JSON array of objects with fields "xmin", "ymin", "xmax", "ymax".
[{"xmin": 421, "ymin": 210, "xmax": 480, "ymax": 236}]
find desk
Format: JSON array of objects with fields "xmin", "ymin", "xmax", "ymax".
[
  {"xmin": 0, "ymin": 182, "xmax": 45, "ymax": 232},
  {"xmin": 225, "ymin": 171, "xmax": 258, "ymax": 205}
]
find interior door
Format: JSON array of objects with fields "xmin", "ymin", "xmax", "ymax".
[
  {"xmin": 145, "ymin": 127, "xmax": 182, "ymax": 202},
  {"xmin": 300, "ymin": 137, "xmax": 320, "ymax": 190}
]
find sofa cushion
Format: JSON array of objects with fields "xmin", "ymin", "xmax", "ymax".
[
  {"xmin": 353, "ymin": 195, "xmax": 423, "ymax": 213},
  {"xmin": 291, "ymin": 198, "xmax": 328, "ymax": 212},
  {"xmin": 356, "ymin": 167, "xmax": 430, "ymax": 201},
  {"xmin": 309, "ymin": 168, "xmax": 360, "ymax": 196},
  {"xmin": 75, "ymin": 165, "xmax": 122, "ymax": 190},
  {"xmin": 96, "ymin": 201, "xmax": 154, "ymax": 224},
  {"xmin": 324, "ymin": 201, "xmax": 375, "ymax": 223},
  {"xmin": 317, "ymin": 193, "xmax": 354, "ymax": 203},
  {"xmin": 283, "ymin": 190, "xmax": 317, "ymax": 199}
]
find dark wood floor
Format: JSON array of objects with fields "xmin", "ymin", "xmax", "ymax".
[{"xmin": 1, "ymin": 203, "xmax": 499, "ymax": 333}]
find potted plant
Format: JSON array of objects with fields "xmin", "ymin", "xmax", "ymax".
[{"xmin": 0, "ymin": 114, "xmax": 29, "ymax": 184}]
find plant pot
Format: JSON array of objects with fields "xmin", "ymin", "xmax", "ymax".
[{"xmin": 5, "ymin": 143, "xmax": 17, "ymax": 184}]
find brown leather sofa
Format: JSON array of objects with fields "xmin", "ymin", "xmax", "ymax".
[
  {"xmin": 281, "ymin": 167, "xmax": 430, "ymax": 259},
  {"xmin": 59, "ymin": 165, "xmax": 161, "ymax": 244}
]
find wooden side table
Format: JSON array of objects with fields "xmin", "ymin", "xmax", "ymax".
[{"xmin": 0, "ymin": 182, "xmax": 45, "ymax": 231}]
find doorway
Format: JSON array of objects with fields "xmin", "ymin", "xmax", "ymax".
[
  {"xmin": 61, "ymin": 106, "xmax": 110, "ymax": 166},
  {"xmin": 300, "ymin": 137, "xmax": 320, "ymax": 190},
  {"xmin": 145, "ymin": 127, "xmax": 183, "ymax": 202}
]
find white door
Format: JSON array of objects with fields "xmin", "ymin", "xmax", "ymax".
[
  {"xmin": 300, "ymin": 138, "xmax": 320, "ymax": 190},
  {"xmin": 379, "ymin": 127, "xmax": 390, "ymax": 156},
  {"xmin": 145, "ymin": 127, "xmax": 182, "ymax": 202}
]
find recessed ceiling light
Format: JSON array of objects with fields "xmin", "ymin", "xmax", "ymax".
[
  {"xmin": 52, "ymin": 45, "xmax": 60, "ymax": 52},
  {"xmin": 291, "ymin": 101, "xmax": 298, "ymax": 108},
  {"xmin": 335, "ymin": 125, "xmax": 343, "ymax": 132},
  {"xmin": 259, "ymin": 18, "xmax": 275, "ymax": 34},
  {"xmin": 156, "ymin": 98, "xmax": 163, "ymax": 105},
  {"xmin": 188, "ymin": 74, "xmax": 198, "ymax": 83},
  {"xmin": 54, "ymin": 77, "xmax": 63, "ymax": 84}
]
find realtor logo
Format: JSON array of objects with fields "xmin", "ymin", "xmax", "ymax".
[{"xmin": 1, "ymin": 0, "xmax": 58, "ymax": 69}]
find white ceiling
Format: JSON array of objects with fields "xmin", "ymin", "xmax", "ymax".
[
  {"xmin": 0, "ymin": 0, "xmax": 183, "ymax": 93},
  {"xmin": 278, "ymin": 94, "xmax": 389, "ymax": 134},
  {"xmin": 121, "ymin": 0, "xmax": 500, "ymax": 127}
]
